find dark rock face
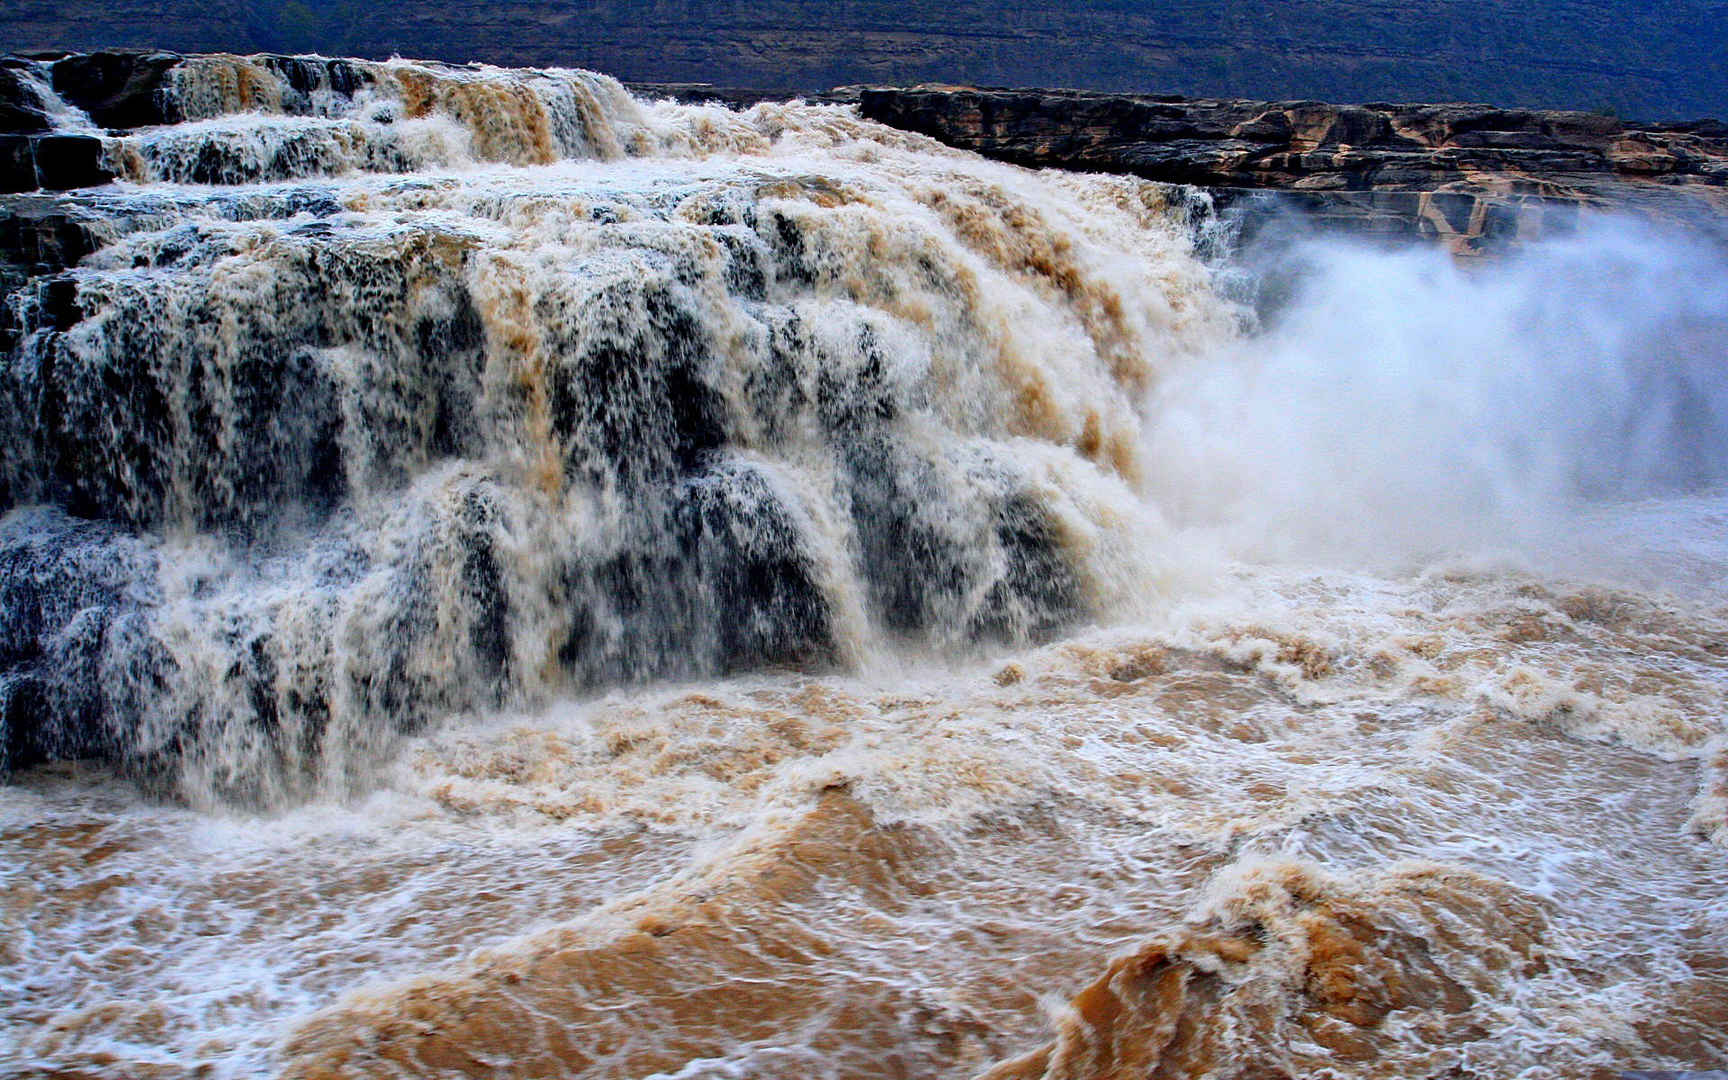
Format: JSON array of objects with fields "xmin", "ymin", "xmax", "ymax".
[
  {"xmin": 50, "ymin": 50, "xmax": 183, "ymax": 127},
  {"xmin": 0, "ymin": 197, "xmax": 103, "ymax": 352},
  {"xmin": 29, "ymin": 134, "xmax": 114, "ymax": 189},
  {"xmin": 0, "ymin": 133, "xmax": 118, "ymax": 194},
  {"xmin": 857, "ymin": 87, "xmax": 1728, "ymax": 253},
  {"xmin": 0, "ymin": 134, "xmax": 34, "ymax": 193},
  {"xmin": 0, "ymin": 197, "xmax": 102, "ymax": 268},
  {"xmin": 4, "ymin": 0, "xmax": 1728, "ymax": 121},
  {"xmin": 0, "ymin": 63, "xmax": 51, "ymax": 134},
  {"xmin": 857, "ymin": 89, "xmax": 1728, "ymax": 189}
]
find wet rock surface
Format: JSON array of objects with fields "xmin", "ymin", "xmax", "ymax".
[
  {"xmin": 6, "ymin": 52, "xmax": 1728, "ymax": 251},
  {"xmin": 49, "ymin": 50, "xmax": 184, "ymax": 128},
  {"xmin": 1, "ymin": 50, "xmax": 1724, "ymax": 798},
  {"xmin": 0, "ymin": 62, "xmax": 51, "ymax": 134},
  {"xmin": 0, "ymin": 133, "xmax": 120, "ymax": 194},
  {"xmin": 0, "ymin": 56, "xmax": 1149, "ymax": 797}
]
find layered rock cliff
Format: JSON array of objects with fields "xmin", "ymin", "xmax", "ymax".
[
  {"xmin": 3, "ymin": 0, "xmax": 1728, "ymax": 122},
  {"xmin": 3, "ymin": 51, "xmax": 1727, "ymax": 266},
  {"xmin": 854, "ymin": 87, "xmax": 1728, "ymax": 253}
]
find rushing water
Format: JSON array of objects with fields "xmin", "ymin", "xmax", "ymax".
[{"xmin": 2, "ymin": 54, "xmax": 1726, "ymax": 1080}]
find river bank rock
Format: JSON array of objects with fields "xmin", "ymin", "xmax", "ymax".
[
  {"xmin": 854, "ymin": 87, "xmax": 1728, "ymax": 253},
  {"xmin": 6, "ymin": 52, "xmax": 1728, "ymax": 252}
]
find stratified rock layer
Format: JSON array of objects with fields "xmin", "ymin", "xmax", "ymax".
[
  {"xmin": 5, "ymin": 51, "xmax": 1728, "ymax": 256},
  {"xmin": 856, "ymin": 86, "xmax": 1728, "ymax": 253}
]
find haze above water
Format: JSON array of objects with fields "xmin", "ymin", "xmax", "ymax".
[{"xmin": 1, "ymin": 57, "xmax": 1725, "ymax": 1080}]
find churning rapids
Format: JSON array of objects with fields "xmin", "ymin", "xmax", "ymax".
[{"xmin": 2, "ymin": 54, "xmax": 1727, "ymax": 1080}]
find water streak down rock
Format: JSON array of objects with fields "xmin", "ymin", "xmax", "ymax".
[
  {"xmin": 8, "ymin": 51, "xmax": 1728, "ymax": 252},
  {"xmin": 0, "ymin": 53, "xmax": 1212, "ymax": 804}
]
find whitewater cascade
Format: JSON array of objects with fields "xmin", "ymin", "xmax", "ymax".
[
  {"xmin": 0, "ymin": 54, "xmax": 1226, "ymax": 804},
  {"xmin": 6, "ymin": 53, "xmax": 1728, "ymax": 1080}
]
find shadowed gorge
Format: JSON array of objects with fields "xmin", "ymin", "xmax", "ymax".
[{"xmin": 1, "ymin": 50, "xmax": 1726, "ymax": 1080}]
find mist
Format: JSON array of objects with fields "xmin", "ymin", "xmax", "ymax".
[{"xmin": 1144, "ymin": 216, "xmax": 1728, "ymax": 572}]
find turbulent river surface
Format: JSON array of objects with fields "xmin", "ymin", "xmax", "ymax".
[{"xmin": 2, "ymin": 54, "xmax": 1728, "ymax": 1080}]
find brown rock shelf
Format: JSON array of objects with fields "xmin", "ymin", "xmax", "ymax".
[{"xmin": 854, "ymin": 85, "xmax": 1728, "ymax": 253}]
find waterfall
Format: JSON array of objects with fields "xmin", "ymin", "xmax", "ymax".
[{"xmin": 0, "ymin": 55, "xmax": 1230, "ymax": 804}]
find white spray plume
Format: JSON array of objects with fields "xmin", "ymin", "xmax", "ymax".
[{"xmin": 1144, "ymin": 216, "xmax": 1728, "ymax": 571}]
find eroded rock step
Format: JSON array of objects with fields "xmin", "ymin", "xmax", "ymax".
[{"xmin": 854, "ymin": 85, "xmax": 1728, "ymax": 253}]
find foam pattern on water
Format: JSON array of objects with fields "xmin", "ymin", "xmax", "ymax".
[
  {"xmin": 3, "ymin": 54, "xmax": 1726, "ymax": 1080},
  {"xmin": 1, "ymin": 61, "xmax": 1221, "ymax": 803}
]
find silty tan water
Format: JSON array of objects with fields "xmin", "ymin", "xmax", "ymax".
[{"xmin": 1, "ymin": 54, "xmax": 1725, "ymax": 1080}]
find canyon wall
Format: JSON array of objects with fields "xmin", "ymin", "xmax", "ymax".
[
  {"xmin": 853, "ymin": 87, "xmax": 1728, "ymax": 253},
  {"xmin": 2, "ymin": 0, "xmax": 1728, "ymax": 121}
]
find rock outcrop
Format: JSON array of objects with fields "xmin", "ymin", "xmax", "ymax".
[
  {"xmin": 0, "ymin": 51, "xmax": 378, "ymax": 193},
  {"xmin": 0, "ymin": 134, "xmax": 115, "ymax": 194},
  {"xmin": 48, "ymin": 49, "xmax": 185, "ymax": 127},
  {"xmin": 0, "ymin": 63, "xmax": 51, "ymax": 132},
  {"xmin": 856, "ymin": 87, "xmax": 1728, "ymax": 253},
  {"xmin": 3, "ymin": 51, "xmax": 1727, "ymax": 256}
]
